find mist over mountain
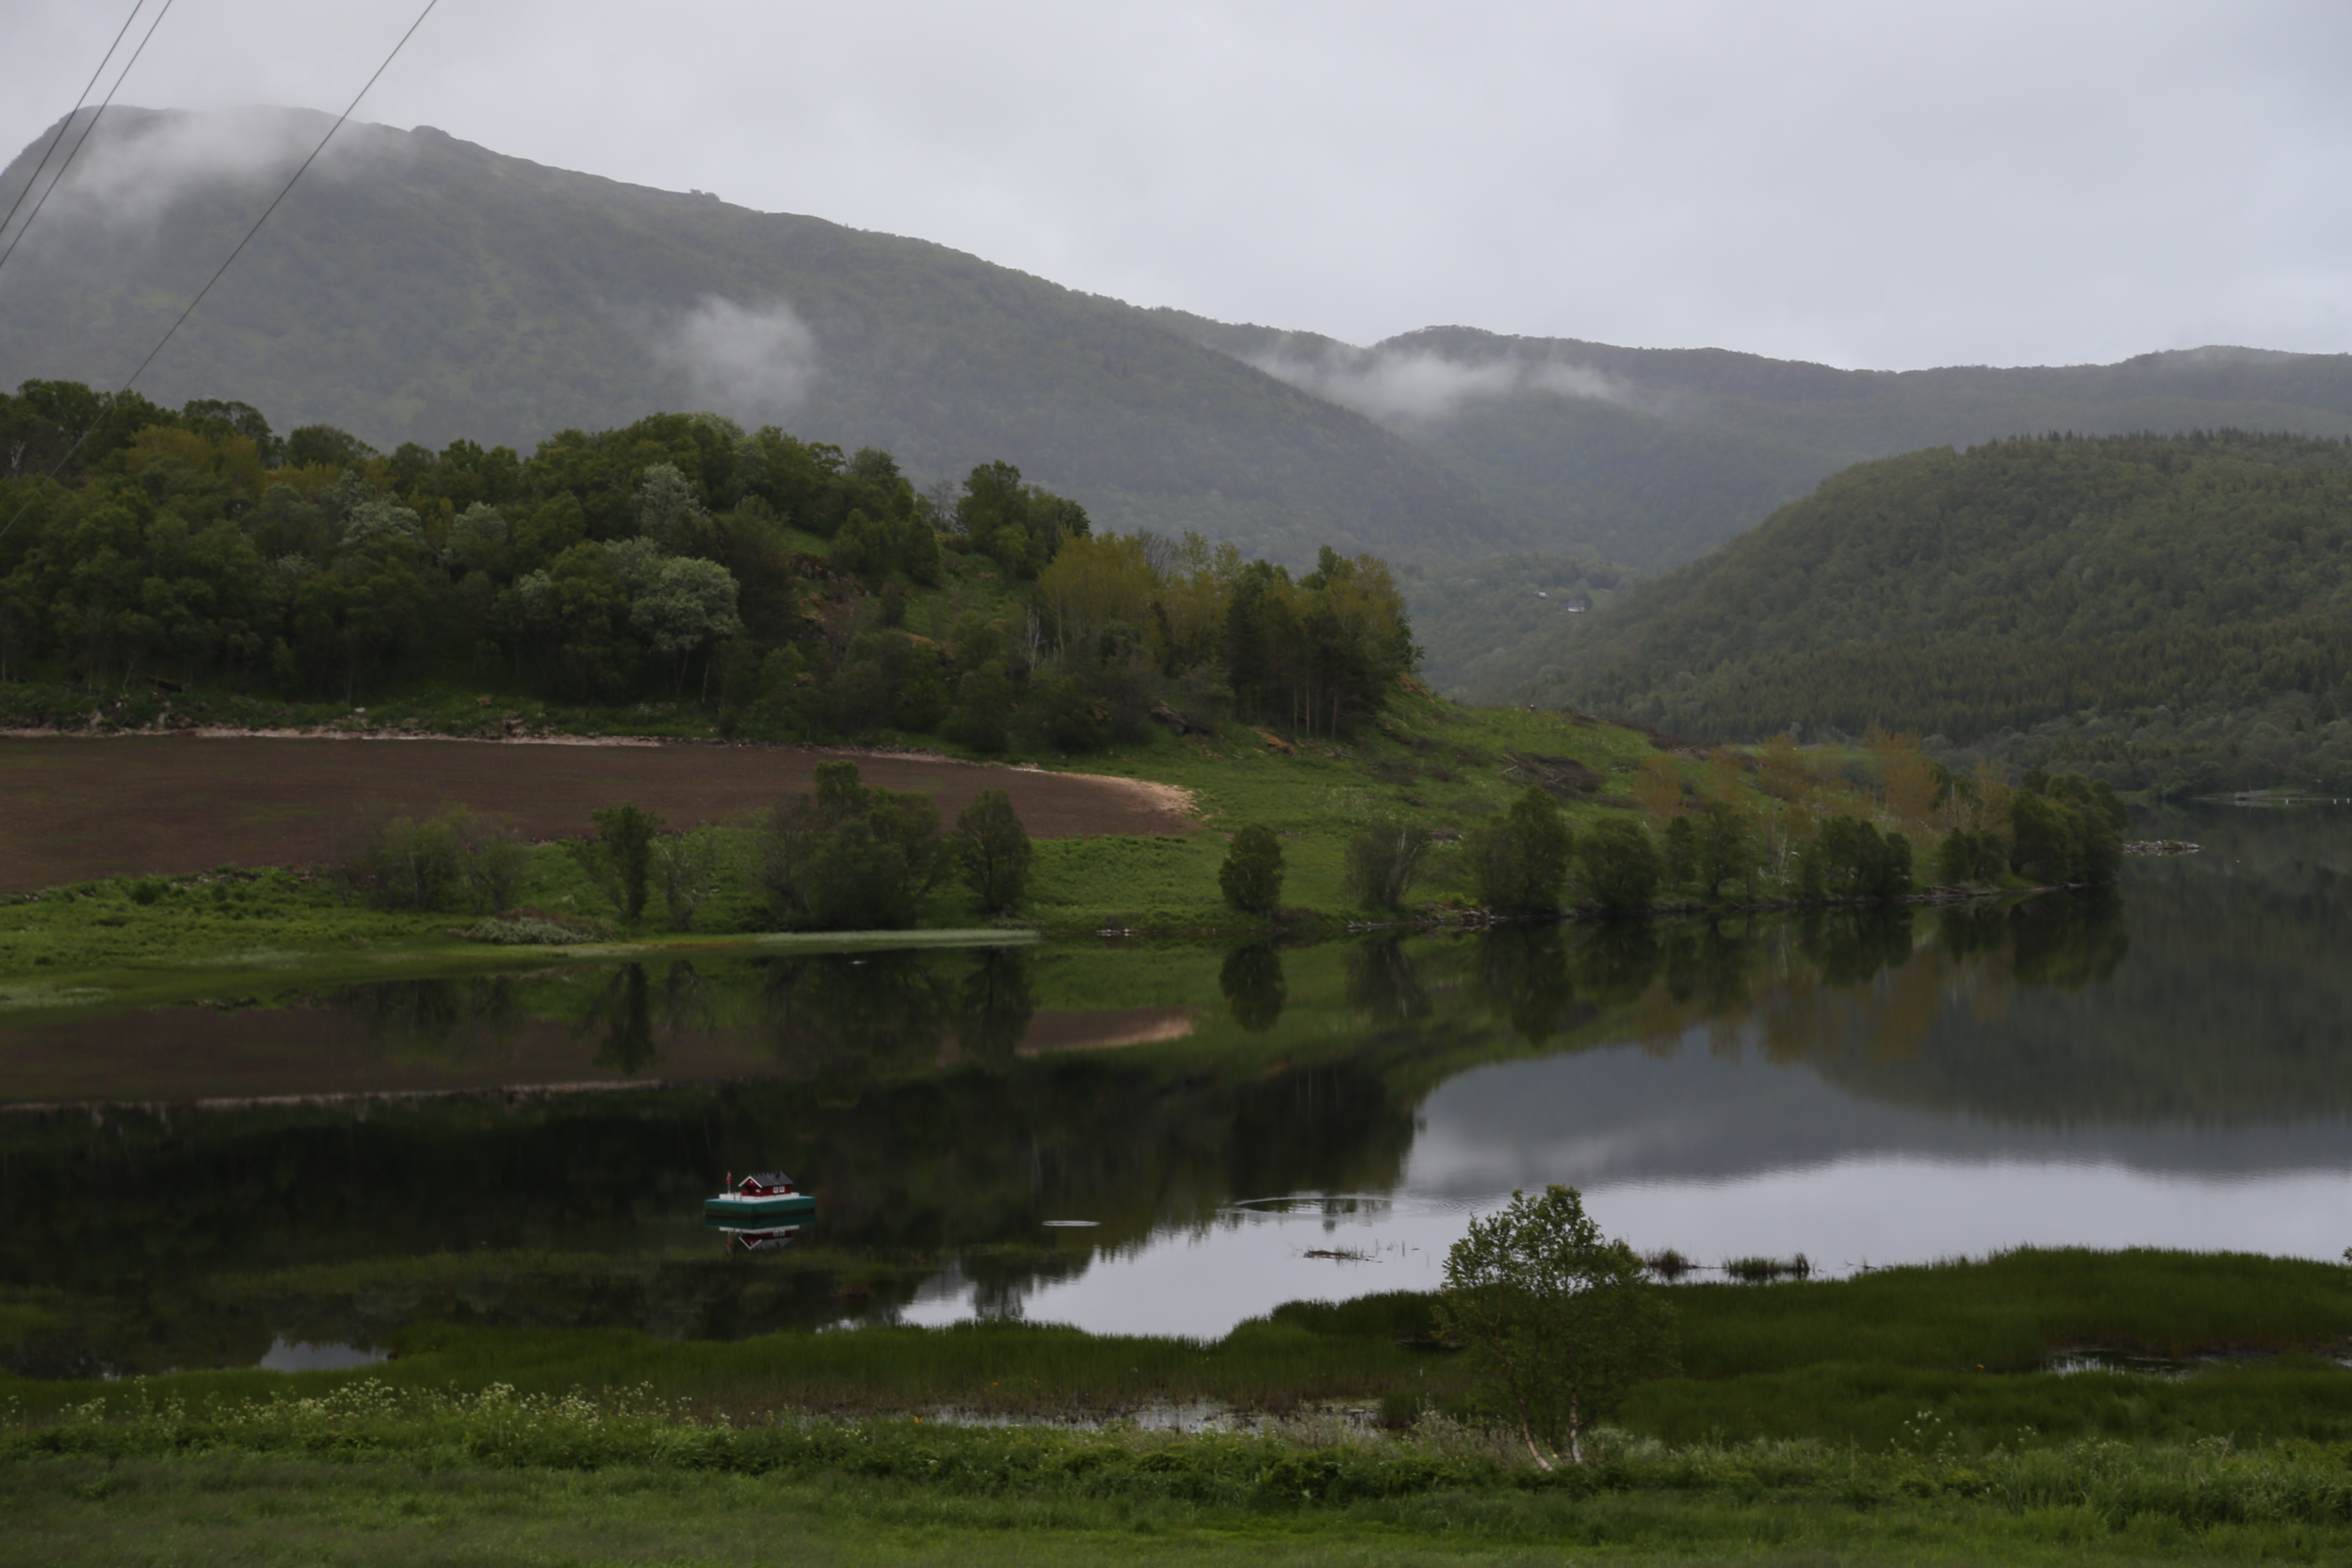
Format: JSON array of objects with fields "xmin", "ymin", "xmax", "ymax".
[
  {"xmin": 0, "ymin": 107, "xmax": 1504, "ymax": 566},
  {"xmin": 1153, "ymin": 314, "xmax": 2352, "ymax": 574}
]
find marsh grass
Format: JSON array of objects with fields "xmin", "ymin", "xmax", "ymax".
[
  {"xmin": 1670, "ymin": 1248, "xmax": 2352, "ymax": 1376},
  {"xmin": 9, "ymin": 1249, "xmax": 2346, "ymax": 1458}
]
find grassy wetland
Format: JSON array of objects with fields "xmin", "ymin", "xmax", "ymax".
[{"xmin": 8, "ymin": 1253, "xmax": 2352, "ymax": 1565}]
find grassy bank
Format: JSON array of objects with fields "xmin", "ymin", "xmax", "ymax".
[
  {"xmin": 9, "ymin": 1389, "xmax": 2352, "ymax": 1566},
  {"xmin": 9, "ymin": 1249, "xmax": 2352, "ymax": 1562},
  {"xmin": 18, "ymin": 1439, "xmax": 2352, "ymax": 1566}
]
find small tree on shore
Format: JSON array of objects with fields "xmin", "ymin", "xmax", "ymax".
[
  {"xmin": 956, "ymin": 788, "xmax": 1032, "ymax": 912},
  {"xmin": 1436, "ymin": 1185, "xmax": 1677, "ymax": 1468},
  {"xmin": 1219, "ymin": 824, "xmax": 1285, "ymax": 914},
  {"xmin": 576, "ymin": 803, "xmax": 663, "ymax": 924},
  {"xmin": 1466, "ymin": 786, "xmax": 1575, "ymax": 914},
  {"xmin": 653, "ymin": 829, "xmax": 726, "ymax": 931}
]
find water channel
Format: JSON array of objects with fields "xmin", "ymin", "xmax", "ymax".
[{"xmin": 2, "ymin": 804, "xmax": 2347, "ymax": 1375}]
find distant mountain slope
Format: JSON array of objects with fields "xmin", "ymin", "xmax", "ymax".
[
  {"xmin": 1153, "ymin": 314, "xmax": 2352, "ymax": 573},
  {"xmin": 0, "ymin": 107, "xmax": 1504, "ymax": 564},
  {"xmin": 1473, "ymin": 431, "xmax": 2352, "ymax": 762}
]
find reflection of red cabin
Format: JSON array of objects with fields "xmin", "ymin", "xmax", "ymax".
[{"xmin": 733, "ymin": 1172, "xmax": 798, "ymax": 1197}]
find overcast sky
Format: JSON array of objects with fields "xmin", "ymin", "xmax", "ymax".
[{"xmin": 7, "ymin": 0, "xmax": 2349, "ymax": 371}]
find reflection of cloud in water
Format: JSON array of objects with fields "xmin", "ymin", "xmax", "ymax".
[
  {"xmin": 900, "ymin": 1159, "xmax": 2352, "ymax": 1339},
  {"xmin": 1406, "ymin": 1035, "xmax": 2352, "ymax": 1192}
]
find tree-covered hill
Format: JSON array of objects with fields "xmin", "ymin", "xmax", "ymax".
[
  {"xmin": 1477, "ymin": 430, "xmax": 2352, "ymax": 794},
  {"xmin": 18, "ymin": 106, "xmax": 2352, "ymax": 701},
  {"xmin": 0, "ymin": 107, "xmax": 1504, "ymax": 567},
  {"xmin": 1153, "ymin": 315, "xmax": 2352, "ymax": 575}
]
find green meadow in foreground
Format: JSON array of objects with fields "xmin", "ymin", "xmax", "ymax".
[{"xmin": 7, "ymin": 1250, "xmax": 2352, "ymax": 1562}]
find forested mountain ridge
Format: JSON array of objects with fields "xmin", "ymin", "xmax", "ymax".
[
  {"xmin": 1152, "ymin": 312, "xmax": 2352, "ymax": 575},
  {"xmin": 1485, "ymin": 430, "xmax": 2352, "ymax": 795},
  {"xmin": 14, "ymin": 105, "xmax": 2352, "ymax": 695},
  {"xmin": 0, "ymin": 107, "xmax": 1505, "ymax": 567}
]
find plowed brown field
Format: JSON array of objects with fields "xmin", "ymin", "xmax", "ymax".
[{"xmin": 0, "ymin": 735, "xmax": 1192, "ymax": 894}]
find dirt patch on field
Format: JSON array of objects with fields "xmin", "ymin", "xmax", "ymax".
[{"xmin": 0, "ymin": 735, "xmax": 1195, "ymax": 894}]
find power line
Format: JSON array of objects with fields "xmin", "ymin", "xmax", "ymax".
[
  {"xmin": 0, "ymin": 0, "xmax": 444, "ymax": 546},
  {"xmin": 0, "ymin": 0, "xmax": 150, "ymax": 248},
  {"xmin": 113, "ymin": 0, "xmax": 443, "ymax": 401},
  {"xmin": 0, "ymin": 0, "xmax": 180, "ymax": 279}
]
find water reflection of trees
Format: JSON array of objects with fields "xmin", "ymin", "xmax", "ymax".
[
  {"xmin": 756, "ymin": 948, "xmax": 1041, "ymax": 1077},
  {"xmin": 331, "ymin": 974, "xmax": 527, "ymax": 1060},
  {"xmin": 1220, "ymin": 945, "xmax": 1287, "ymax": 1032},
  {"xmin": 24, "ymin": 849, "xmax": 2351, "ymax": 1358}
]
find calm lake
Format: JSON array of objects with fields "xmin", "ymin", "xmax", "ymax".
[{"xmin": 3, "ymin": 804, "xmax": 2348, "ymax": 1375}]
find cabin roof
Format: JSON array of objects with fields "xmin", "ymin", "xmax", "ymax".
[{"xmin": 739, "ymin": 1171, "xmax": 793, "ymax": 1187}]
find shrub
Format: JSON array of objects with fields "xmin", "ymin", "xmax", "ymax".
[
  {"xmin": 653, "ymin": 830, "xmax": 726, "ymax": 931},
  {"xmin": 1016, "ymin": 673, "xmax": 1103, "ymax": 753},
  {"xmin": 1344, "ymin": 815, "xmax": 1433, "ymax": 910},
  {"xmin": 453, "ymin": 813, "xmax": 529, "ymax": 914},
  {"xmin": 1814, "ymin": 816, "xmax": 1912, "ymax": 900},
  {"xmin": 1577, "ymin": 819, "xmax": 1660, "ymax": 912},
  {"xmin": 1936, "ymin": 827, "xmax": 2008, "ymax": 885},
  {"xmin": 454, "ymin": 915, "xmax": 594, "ymax": 946},
  {"xmin": 1694, "ymin": 802, "xmax": 1759, "ymax": 902},
  {"xmin": 941, "ymin": 666, "xmax": 1014, "ymax": 753},
  {"xmin": 756, "ymin": 761, "xmax": 948, "ymax": 930},
  {"xmin": 1219, "ymin": 825, "xmax": 1285, "ymax": 914},
  {"xmin": 1464, "ymin": 787, "xmax": 1573, "ymax": 914}
]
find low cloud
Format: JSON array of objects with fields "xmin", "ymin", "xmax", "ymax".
[
  {"xmin": 8, "ymin": 105, "xmax": 406, "ymax": 237},
  {"xmin": 1250, "ymin": 343, "xmax": 1645, "ymax": 425},
  {"xmin": 645, "ymin": 296, "xmax": 819, "ymax": 422}
]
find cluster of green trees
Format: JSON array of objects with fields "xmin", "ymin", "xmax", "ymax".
[
  {"xmin": 337, "ymin": 764, "xmax": 1033, "ymax": 934},
  {"xmin": 751, "ymin": 763, "xmax": 1032, "ymax": 929},
  {"xmin": 1294, "ymin": 765, "xmax": 2127, "ymax": 920},
  {"xmin": 0, "ymin": 380, "xmax": 1422, "ymax": 751},
  {"xmin": 0, "ymin": 381, "xmax": 1067, "ymax": 705},
  {"xmin": 1491, "ymin": 432, "xmax": 2352, "ymax": 792}
]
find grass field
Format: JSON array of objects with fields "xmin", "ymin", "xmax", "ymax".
[{"xmin": 17, "ymin": 1447, "xmax": 2352, "ymax": 1566}]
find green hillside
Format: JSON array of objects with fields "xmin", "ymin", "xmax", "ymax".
[
  {"xmin": 0, "ymin": 107, "xmax": 1505, "ymax": 567},
  {"xmin": 1483, "ymin": 430, "xmax": 2352, "ymax": 794}
]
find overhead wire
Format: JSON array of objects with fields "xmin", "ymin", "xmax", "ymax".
[
  {"xmin": 0, "ymin": 0, "xmax": 444, "ymax": 547},
  {"xmin": 0, "ymin": 0, "xmax": 181, "ymax": 279},
  {"xmin": 0, "ymin": 0, "xmax": 152, "ymax": 250}
]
